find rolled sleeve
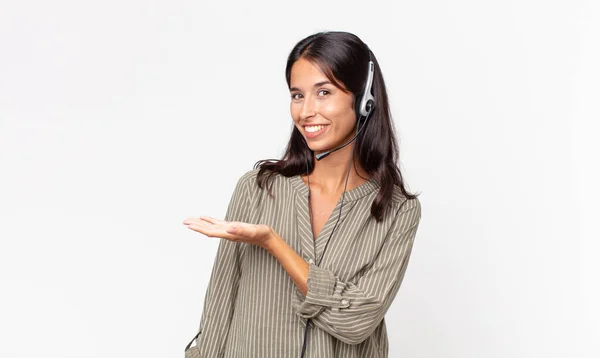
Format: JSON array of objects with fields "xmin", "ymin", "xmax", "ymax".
[{"xmin": 295, "ymin": 263, "xmax": 351, "ymax": 318}]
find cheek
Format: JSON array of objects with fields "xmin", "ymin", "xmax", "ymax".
[
  {"xmin": 321, "ymin": 101, "xmax": 355, "ymax": 123},
  {"xmin": 290, "ymin": 103, "xmax": 299, "ymax": 120}
]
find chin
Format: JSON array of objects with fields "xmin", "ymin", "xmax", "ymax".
[{"xmin": 307, "ymin": 142, "xmax": 334, "ymax": 155}]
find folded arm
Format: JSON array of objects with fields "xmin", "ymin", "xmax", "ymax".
[{"xmin": 265, "ymin": 198, "xmax": 422, "ymax": 345}]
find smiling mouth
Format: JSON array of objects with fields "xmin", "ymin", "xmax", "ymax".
[
  {"xmin": 305, "ymin": 124, "xmax": 326, "ymax": 133},
  {"xmin": 303, "ymin": 124, "xmax": 329, "ymax": 138}
]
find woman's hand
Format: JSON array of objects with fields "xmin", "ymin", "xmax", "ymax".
[{"xmin": 183, "ymin": 216, "xmax": 275, "ymax": 248}]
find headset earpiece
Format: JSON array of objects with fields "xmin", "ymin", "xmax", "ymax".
[{"xmin": 356, "ymin": 51, "xmax": 376, "ymax": 121}]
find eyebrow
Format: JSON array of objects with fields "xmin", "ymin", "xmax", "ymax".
[{"xmin": 289, "ymin": 81, "xmax": 333, "ymax": 92}]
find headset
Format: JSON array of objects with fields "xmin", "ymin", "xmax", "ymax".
[{"xmin": 300, "ymin": 46, "xmax": 376, "ymax": 358}]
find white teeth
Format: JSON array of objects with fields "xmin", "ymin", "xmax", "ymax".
[{"xmin": 305, "ymin": 125, "xmax": 325, "ymax": 133}]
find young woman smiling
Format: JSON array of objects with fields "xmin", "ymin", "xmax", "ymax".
[{"xmin": 183, "ymin": 31, "xmax": 422, "ymax": 358}]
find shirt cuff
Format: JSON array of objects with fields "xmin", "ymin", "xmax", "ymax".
[{"xmin": 293, "ymin": 263, "xmax": 351, "ymax": 319}]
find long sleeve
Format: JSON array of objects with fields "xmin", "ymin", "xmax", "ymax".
[
  {"xmin": 191, "ymin": 175, "xmax": 250, "ymax": 357},
  {"xmin": 293, "ymin": 198, "xmax": 422, "ymax": 345}
]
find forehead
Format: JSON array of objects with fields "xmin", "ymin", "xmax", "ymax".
[{"xmin": 289, "ymin": 58, "xmax": 329, "ymax": 86}]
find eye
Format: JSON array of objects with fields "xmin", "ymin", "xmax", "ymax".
[
  {"xmin": 291, "ymin": 93, "xmax": 302, "ymax": 100},
  {"xmin": 318, "ymin": 89, "xmax": 330, "ymax": 96}
]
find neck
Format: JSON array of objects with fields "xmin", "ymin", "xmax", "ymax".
[{"xmin": 307, "ymin": 142, "xmax": 370, "ymax": 195}]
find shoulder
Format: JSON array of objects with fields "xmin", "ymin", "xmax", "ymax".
[
  {"xmin": 388, "ymin": 185, "xmax": 422, "ymax": 220},
  {"xmin": 236, "ymin": 167, "xmax": 261, "ymax": 185},
  {"xmin": 237, "ymin": 167, "xmax": 291, "ymax": 188},
  {"xmin": 230, "ymin": 168, "xmax": 260, "ymax": 196},
  {"xmin": 233, "ymin": 167, "xmax": 288, "ymax": 197}
]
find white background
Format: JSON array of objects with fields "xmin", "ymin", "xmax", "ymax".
[{"xmin": 1, "ymin": 0, "xmax": 598, "ymax": 357}]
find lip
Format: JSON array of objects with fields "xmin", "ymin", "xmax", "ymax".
[{"xmin": 303, "ymin": 124, "xmax": 329, "ymax": 139}]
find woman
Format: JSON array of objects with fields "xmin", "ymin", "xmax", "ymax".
[{"xmin": 183, "ymin": 31, "xmax": 421, "ymax": 358}]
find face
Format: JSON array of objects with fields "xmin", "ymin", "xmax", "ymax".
[{"xmin": 289, "ymin": 58, "xmax": 357, "ymax": 155}]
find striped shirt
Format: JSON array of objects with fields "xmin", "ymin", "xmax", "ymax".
[{"xmin": 185, "ymin": 168, "xmax": 422, "ymax": 358}]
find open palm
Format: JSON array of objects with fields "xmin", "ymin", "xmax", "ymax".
[{"xmin": 183, "ymin": 216, "xmax": 274, "ymax": 248}]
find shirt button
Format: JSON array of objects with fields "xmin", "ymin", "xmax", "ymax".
[
  {"xmin": 308, "ymin": 259, "xmax": 314, "ymax": 264},
  {"xmin": 341, "ymin": 299, "xmax": 349, "ymax": 305}
]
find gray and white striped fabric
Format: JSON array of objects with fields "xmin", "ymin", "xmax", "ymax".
[{"xmin": 185, "ymin": 168, "xmax": 421, "ymax": 358}]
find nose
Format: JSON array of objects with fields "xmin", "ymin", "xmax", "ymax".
[{"xmin": 299, "ymin": 94, "xmax": 317, "ymax": 121}]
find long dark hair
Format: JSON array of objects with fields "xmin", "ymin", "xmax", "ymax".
[{"xmin": 253, "ymin": 31, "xmax": 418, "ymax": 222}]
